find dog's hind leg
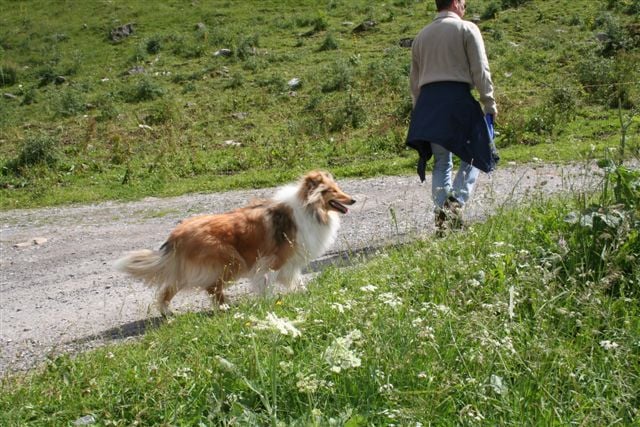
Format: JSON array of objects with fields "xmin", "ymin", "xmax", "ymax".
[
  {"xmin": 157, "ymin": 285, "xmax": 178, "ymax": 316},
  {"xmin": 276, "ymin": 264, "xmax": 302, "ymax": 290}
]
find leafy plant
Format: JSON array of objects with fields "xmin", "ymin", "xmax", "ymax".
[{"xmin": 563, "ymin": 164, "xmax": 640, "ymax": 296}]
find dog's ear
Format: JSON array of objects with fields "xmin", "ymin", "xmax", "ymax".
[{"xmin": 303, "ymin": 171, "xmax": 323, "ymax": 189}]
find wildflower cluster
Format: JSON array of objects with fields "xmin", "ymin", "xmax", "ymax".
[
  {"xmin": 250, "ymin": 312, "xmax": 303, "ymax": 338},
  {"xmin": 324, "ymin": 329, "xmax": 364, "ymax": 373}
]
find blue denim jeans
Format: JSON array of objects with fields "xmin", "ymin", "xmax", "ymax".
[{"xmin": 430, "ymin": 143, "xmax": 479, "ymax": 210}]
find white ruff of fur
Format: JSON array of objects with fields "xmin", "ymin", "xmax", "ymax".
[{"xmin": 274, "ymin": 183, "xmax": 340, "ymax": 261}]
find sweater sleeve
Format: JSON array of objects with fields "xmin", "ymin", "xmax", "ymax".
[
  {"xmin": 464, "ymin": 24, "xmax": 497, "ymax": 115},
  {"xmin": 409, "ymin": 42, "xmax": 421, "ymax": 107}
]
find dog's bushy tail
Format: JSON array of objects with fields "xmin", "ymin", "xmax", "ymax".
[{"xmin": 114, "ymin": 245, "xmax": 177, "ymax": 288}]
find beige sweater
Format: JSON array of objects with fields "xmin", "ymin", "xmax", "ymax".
[{"xmin": 410, "ymin": 11, "xmax": 497, "ymax": 115}]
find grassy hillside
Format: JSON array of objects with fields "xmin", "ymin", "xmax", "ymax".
[{"xmin": 0, "ymin": 0, "xmax": 637, "ymax": 209}]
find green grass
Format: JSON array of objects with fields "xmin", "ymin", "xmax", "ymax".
[
  {"xmin": 1, "ymin": 0, "xmax": 639, "ymax": 209},
  {"xmin": 1, "ymin": 174, "xmax": 639, "ymax": 424}
]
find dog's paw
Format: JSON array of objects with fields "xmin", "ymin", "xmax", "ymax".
[{"xmin": 157, "ymin": 303, "xmax": 174, "ymax": 317}]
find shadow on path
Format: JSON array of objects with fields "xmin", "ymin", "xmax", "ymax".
[
  {"xmin": 71, "ymin": 236, "xmax": 422, "ymax": 346},
  {"xmin": 70, "ymin": 316, "xmax": 168, "ymax": 345}
]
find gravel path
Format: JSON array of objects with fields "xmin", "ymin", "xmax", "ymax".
[{"xmin": 0, "ymin": 163, "xmax": 605, "ymax": 375}]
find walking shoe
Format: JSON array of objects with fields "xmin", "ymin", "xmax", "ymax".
[
  {"xmin": 444, "ymin": 196, "xmax": 464, "ymax": 230},
  {"xmin": 435, "ymin": 197, "xmax": 465, "ymax": 236},
  {"xmin": 435, "ymin": 208, "xmax": 448, "ymax": 237}
]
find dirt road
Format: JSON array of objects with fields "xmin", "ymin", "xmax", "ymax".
[{"xmin": 0, "ymin": 163, "xmax": 604, "ymax": 374}]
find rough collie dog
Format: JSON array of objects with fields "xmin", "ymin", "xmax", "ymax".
[{"xmin": 115, "ymin": 170, "xmax": 355, "ymax": 315}]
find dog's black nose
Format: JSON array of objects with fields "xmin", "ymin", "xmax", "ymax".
[{"xmin": 350, "ymin": 198, "xmax": 356, "ymax": 205}]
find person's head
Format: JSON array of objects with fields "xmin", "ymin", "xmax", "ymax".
[{"xmin": 436, "ymin": 0, "xmax": 466, "ymax": 16}]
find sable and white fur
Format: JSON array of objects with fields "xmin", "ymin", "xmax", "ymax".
[{"xmin": 115, "ymin": 170, "xmax": 355, "ymax": 315}]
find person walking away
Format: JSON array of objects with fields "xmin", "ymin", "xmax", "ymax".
[{"xmin": 406, "ymin": 0, "xmax": 499, "ymax": 234}]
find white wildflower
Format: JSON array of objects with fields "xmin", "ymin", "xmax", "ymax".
[
  {"xmin": 460, "ymin": 404, "xmax": 485, "ymax": 422},
  {"xmin": 508, "ymin": 285, "xmax": 516, "ymax": 320},
  {"xmin": 500, "ymin": 336, "xmax": 517, "ymax": 354},
  {"xmin": 599, "ymin": 340, "xmax": 620, "ymax": 350},
  {"xmin": 331, "ymin": 301, "xmax": 352, "ymax": 313},
  {"xmin": 251, "ymin": 312, "xmax": 302, "ymax": 337},
  {"xmin": 283, "ymin": 346, "xmax": 294, "ymax": 356},
  {"xmin": 490, "ymin": 374, "xmax": 507, "ymax": 395},
  {"xmin": 173, "ymin": 367, "xmax": 193, "ymax": 379},
  {"xmin": 324, "ymin": 330, "xmax": 363, "ymax": 373},
  {"xmin": 279, "ymin": 361, "xmax": 293, "ymax": 371},
  {"xmin": 379, "ymin": 408, "xmax": 400, "ymax": 419},
  {"xmin": 467, "ymin": 278, "xmax": 481, "ymax": 288},
  {"xmin": 412, "ymin": 317, "xmax": 425, "ymax": 327},
  {"xmin": 378, "ymin": 382, "xmax": 394, "ymax": 394},
  {"xmin": 296, "ymin": 372, "xmax": 328, "ymax": 393},
  {"xmin": 418, "ymin": 325, "xmax": 435, "ymax": 340},
  {"xmin": 379, "ymin": 292, "xmax": 403, "ymax": 308},
  {"xmin": 360, "ymin": 284, "xmax": 377, "ymax": 292},
  {"xmin": 215, "ymin": 355, "xmax": 237, "ymax": 372},
  {"xmin": 435, "ymin": 304, "xmax": 451, "ymax": 315}
]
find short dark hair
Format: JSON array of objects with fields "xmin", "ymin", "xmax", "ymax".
[{"xmin": 436, "ymin": 0, "xmax": 454, "ymax": 10}]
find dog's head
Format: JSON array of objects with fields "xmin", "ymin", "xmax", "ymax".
[{"xmin": 299, "ymin": 170, "xmax": 356, "ymax": 222}]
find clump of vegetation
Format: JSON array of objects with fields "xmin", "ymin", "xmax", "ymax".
[
  {"xmin": 125, "ymin": 77, "xmax": 165, "ymax": 103},
  {"xmin": 235, "ymin": 34, "xmax": 259, "ymax": 60},
  {"xmin": 320, "ymin": 60, "xmax": 355, "ymax": 93},
  {"xmin": 55, "ymin": 88, "xmax": 85, "ymax": 117},
  {"xmin": 482, "ymin": 1, "xmax": 501, "ymax": 20},
  {"xmin": 593, "ymin": 12, "xmax": 635, "ymax": 57},
  {"xmin": 576, "ymin": 53, "xmax": 636, "ymax": 109},
  {"xmin": 146, "ymin": 37, "xmax": 162, "ymax": 54},
  {"xmin": 3, "ymin": 136, "xmax": 60, "ymax": 176},
  {"xmin": 318, "ymin": 33, "xmax": 339, "ymax": 52},
  {"xmin": 501, "ymin": 0, "xmax": 532, "ymax": 8},
  {"xmin": 0, "ymin": 62, "xmax": 18, "ymax": 86},
  {"xmin": 142, "ymin": 98, "xmax": 180, "ymax": 125},
  {"xmin": 329, "ymin": 91, "xmax": 366, "ymax": 131}
]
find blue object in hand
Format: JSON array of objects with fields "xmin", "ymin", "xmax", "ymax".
[{"xmin": 485, "ymin": 113, "xmax": 494, "ymax": 140}]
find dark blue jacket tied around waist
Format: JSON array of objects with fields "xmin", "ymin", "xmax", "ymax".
[{"xmin": 406, "ymin": 81, "xmax": 499, "ymax": 182}]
